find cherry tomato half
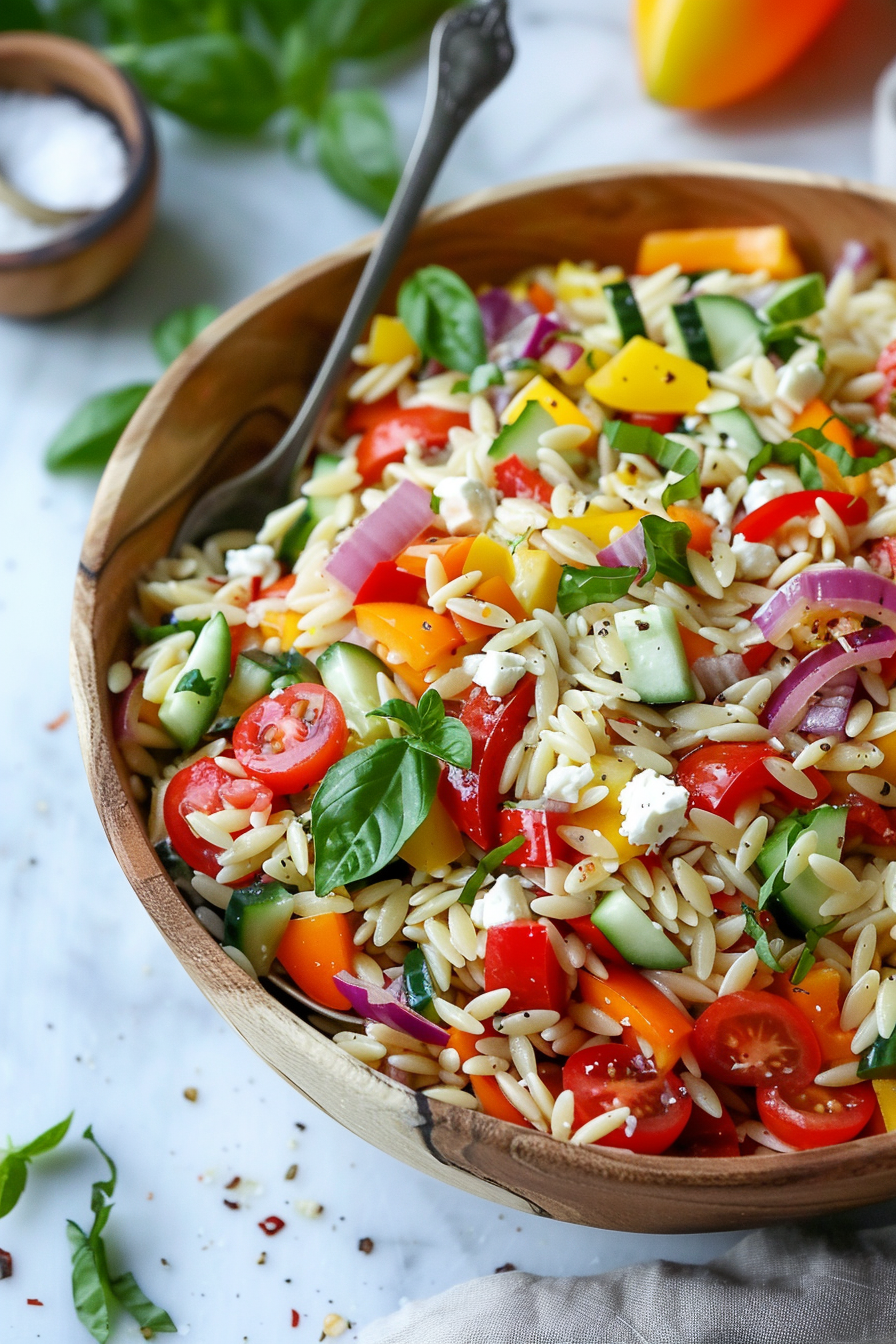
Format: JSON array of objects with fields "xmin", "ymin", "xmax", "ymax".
[
  {"xmin": 163, "ymin": 757, "xmax": 276, "ymax": 881},
  {"xmin": 757, "ymin": 1081, "xmax": 876, "ymax": 1150},
  {"xmin": 233, "ymin": 683, "xmax": 347, "ymax": 792},
  {"xmin": 691, "ymin": 990, "xmax": 821, "ymax": 1090},
  {"xmin": 562, "ymin": 1045, "xmax": 692, "ymax": 1154},
  {"xmin": 672, "ymin": 1101, "xmax": 740, "ymax": 1158}
]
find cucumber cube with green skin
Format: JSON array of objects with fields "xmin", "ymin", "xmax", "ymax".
[
  {"xmin": 615, "ymin": 604, "xmax": 695, "ymax": 704},
  {"xmin": 223, "ymin": 881, "xmax": 295, "ymax": 977},
  {"xmin": 709, "ymin": 406, "xmax": 764, "ymax": 469},
  {"xmin": 604, "ymin": 280, "xmax": 646, "ymax": 344},
  {"xmin": 591, "ymin": 889, "xmax": 687, "ymax": 970},
  {"xmin": 764, "ymin": 273, "xmax": 826, "ymax": 325},
  {"xmin": 317, "ymin": 641, "xmax": 392, "ymax": 746},
  {"xmin": 279, "ymin": 453, "xmax": 342, "ymax": 566},
  {"xmin": 858, "ymin": 1027, "xmax": 896, "ymax": 1080},
  {"xmin": 217, "ymin": 648, "xmax": 320, "ymax": 724},
  {"xmin": 158, "ymin": 610, "xmax": 231, "ymax": 750},
  {"xmin": 760, "ymin": 806, "xmax": 846, "ymax": 936},
  {"xmin": 488, "ymin": 400, "xmax": 555, "ymax": 464}
]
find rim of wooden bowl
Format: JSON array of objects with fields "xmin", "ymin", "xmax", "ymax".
[{"xmin": 72, "ymin": 160, "xmax": 896, "ymax": 1231}]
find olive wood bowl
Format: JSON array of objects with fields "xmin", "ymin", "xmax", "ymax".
[{"xmin": 72, "ymin": 162, "xmax": 896, "ymax": 1232}]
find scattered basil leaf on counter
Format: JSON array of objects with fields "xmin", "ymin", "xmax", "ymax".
[
  {"xmin": 459, "ymin": 835, "xmax": 525, "ymax": 906},
  {"xmin": 152, "ymin": 303, "xmax": 221, "ymax": 367},
  {"xmin": 316, "ymin": 89, "xmax": 402, "ymax": 216},
  {"xmin": 741, "ymin": 904, "xmax": 784, "ymax": 973},
  {"xmin": 45, "ymin": 384, "xmax": 153, "ymax": 473},
  {"xmin": 398, "ymin": 265, "xmax": 488, "ymax": 374},
  {"xmin": 640, "ymin": 515, "xmax": 694, "ymax": 588},
  {"xmin": 107, "ymin": 1270, "xmax": 177, "ymax": 1334},
  {"xmin": 305, "ymin": 0, "xmax": 454, "ymax": 59},
  {"xmin": 280, "ymin": 19, "xmax": 331, "ymax": 117},
  {"xmin": 1, "ymin": 0, "xmax": 43, "ymax": 30},
  {"xmin": 604, "ymin": 419, "xmax": 701, "ymax": 509},
  {"xmin": 0, "ymin": 1112, "xmax": 73, "ymax": 1219},
  {"xmin": 556, "ymin": 564, "xmax": 641, "ymax": 614}
]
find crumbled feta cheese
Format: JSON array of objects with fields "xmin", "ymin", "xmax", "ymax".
[
  {"xmin": 543, "ymin": 761, "xmax": 593, "ymax": 804},
  {"xmin": 433, "ymin": 476, "xmax": 495, "ymax": 535},
  {"xmin": 225, "ymin": 543, "xmax": 278, "ymax": 583},
  {"xmin": 731, "ymin": 533, "xmax": 779, "ymax": 581},
  {"xmin": 776, "ymin": 359, "xmax": 825, "ymax": 414},
  {"xmin": 470, "ymin": 873, "xmax": 531, "ymax": 929},
  {"xmin": 742, "ymin": 475, "xmax": 797, "ymax": 515},
  {"xmin": 702, "ymin": 487, "xmax": 734, "ymax": 529},
  {"xmin": 618, "ymin": 768, "xmax": 689, "ymax": 851},
  {"xmin": 469, "ymin": 650, "xmax": 527, "ymax": 698}
]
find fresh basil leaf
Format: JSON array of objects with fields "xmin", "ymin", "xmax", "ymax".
[
  {"xmin": 97, "ymin": 0, "xmax": 207, "ymax": 44},
  {"xmin": 0, "ymin": 1157, "xmax": 27, "ymax": 1220},
  {"xmin": 416, "ymin": 687, "xmax": 445, "ymax": 739},
  {"xmin": 790, "ymin": 923, "xmax": 833, "ymax": 986},
  {"xmin": 742, "ymin": 904, "xmax": 783, "ymax": 973},
  {"xmin": 83, "ymin": 1126, "xmax": 117, "ymax": 1212},
  {"xmin": 604, "ymin": 419, "xmax": 700, "ymax": 509},
  {"xmin": 468, "ymin": 362, "xmax": 503, "ymax": 394},
  {"xmin": 67, "ymin": 1221, "xmax": 113, "ymax": 1344},
  {"xmin": 640, "ymin": 515, "xmax": 694, "ymax": 587},
  {"xmin": 459, "ymin": 835, "xmax": 525, "ymax": 906},
  {"xmin": 316, "ymin": 89, "xmax": 401, "ymax": 216},
  {"xmin": 746, "ymin": 439, "xmax": 823, "ymax": 490},
  {"xmin": 304, "ymin": 0, "xmax": 453, "ymax": 59},
  {"xmin": 251, "ymin": 0, "xmax": 315, "ymax": 38},
  {"xmin": 557, "ymin": 564, "xmax": 640, "ymax": 614},
  {"xmin": 132, "ymin": 616, "xmax": 208, "ymax": 645},
  {"xmin": 110, "ymin": 34, "xmax": 281, "ymax": 134},
  {"xmin": 311, "ymin": 739, "xmax": 439, "ymax": 892},
  {"xmin": 791, "ymin": 424, "xmax": 896, "ymax": 476},
  {"xmin": 398, "ymin": 265, "xmax": 487, "ymax": 374},
  {"xmin": 175, "ymin": 668, "xmax": 215, "ymax": 697},
  {"xmin": 110, "ymin": 1271, "xmax": 177, "ymax": 1333},
  {"xmin": 1, "ymin": 0, "xmax": 43, "ymax": 29},
  {"xmin": 451, "ymin": 379, "xmax": 469, "ymax": 394},
  {"xmin": 152, "ymin": 303, "xmax": 220, "ymax": 367},
  {"xmin": 368, "ymin": 698, "xmax": 421, "ymax": 735},
  {"xmin": 45, "ymin": 383, "xmax": 152, "ymax": 472},
  {"xmin": 280, "ymin": 18, "xmax": 330, "ymax": 115},
  {"xmin": 18, "ymin": 1111, "xmax": 73, "ymax": 1160},
  {"xmin": 409, "ymin": 717, "xmax": 472, "ymax": 769}
]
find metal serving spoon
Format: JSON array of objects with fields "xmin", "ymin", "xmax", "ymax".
[{"xmin": 172, "ymin": 0, "xmax": 514, "ymax": 552}]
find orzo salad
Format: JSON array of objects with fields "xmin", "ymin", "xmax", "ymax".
[{"xmin": 115, "ymin": 224, "xmax": 896, "ymax": 1157}]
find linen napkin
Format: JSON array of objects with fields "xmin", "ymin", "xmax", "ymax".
[{"xmin": 357, "ymin": 1220, "xmax": 896, "ymax": 1343}]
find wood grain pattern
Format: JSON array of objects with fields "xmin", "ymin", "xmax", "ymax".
[
  {"xmin": 0, "ymin": 33, "xmax": 156, "ymax": 317},
  {"xmin": 72, "ymin": 162, "xmax": 896, "ymax": 1231}
]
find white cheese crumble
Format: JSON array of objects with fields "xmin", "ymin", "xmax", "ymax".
[
  {"xmin": 776, "ymin": 360, "xmax": 824, "ymax": 414},
  {"xmin": 433, "ymin": 476, "xmax": 495, "ymax": 535},
  {"xmin": 731, "ymin": 534, "xmax": 779, "ymax": 580},
  {"xmin": 619, "ymin": 769, "xmax": 689, "ymax": 851},
  {"xmin": 742, "ymin": 474, "xmax": 798, "ymax": 515},
  {"xmin": 465, "ymin": 650, "xmax": 527, "ymax": 698},
  {"xmin": 224, "ymin": 543, "xmax": 278, "ymax": 582},
  {"xmin": 543, "ymin": 761, "xmax": 593, "ymax": 804},
  {"xmin": 702, "ymin": 487, "xmax": 734, "ymax": 529},
  {"xmin": 470, "ymin": 873, "xmax": 531, "ymax": 929}
]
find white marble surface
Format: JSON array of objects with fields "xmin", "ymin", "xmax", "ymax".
[{"xmin": 4, "ymin": 1, "xmax": 896, "ymax": 1338}]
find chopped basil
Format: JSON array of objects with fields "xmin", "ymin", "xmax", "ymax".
[
  {"xmin": 790, "ymin": 925, "xmax": 828, "ymax": 986},
  {"xmin": 741, "ymin": 904, "xmax": 783, "ymax": 973},
  {"xmin": 791, "ymin": 423, "xmax": 895, "ymax": 476},
  {"xmin": 469, "ymin": 361, "xmax": 504, "ymax": 393},
  {"xmin": 640, "ymin": 515, "xmax": 694, "ymax": 587},
  {"xmin": 747, "ymin": 418, "xmax": 895, "ymax": 492},
  {"xmin": 604, "ymin": 419, "xmax": 700, "ymax": 509},
  {"xmin": 175, "ymin": 668, "xmax": 215, "ymax": 697},
  {"xmin": 132, "ymin": 616, "xmax": 208, "ymax": 646},
  {"xmin": 746, "ymin": 438, "xmax": 823, "ymax": 490},
  {"xmin": 459, "ymin": 835, "xmax": 525, "ymax": 906},
  {"xmin": 0, "ymin": 1113, "xmax": 73, "ymax": 1219},
  {"xmin": 557, "ymin": 564, "xmax": 641, "ymax": 614}
]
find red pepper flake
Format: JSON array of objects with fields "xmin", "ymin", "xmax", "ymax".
[
  {"xmin": 225, "ymin": 1176, "xmax": 240, "ymax": 1190},
  {"xmin": 291, "ymin": 1309, "xmax": 300, "ymax": 1328},
  {"xmin": 44, "ymin": 710, "xmax": 69, "ymax": 731},
  {"xmin": 27, "ymin": 1298, "xmax": 43, "ymax": 1305},
  {"xmin": 258, "ymin": 1215, "xmax": 285, "ymax": 1237},
  {"xmin": 250, "ymin": 574, "xmax": 263, "ymax": 602},
  {"xmin": 223, "ymin": 1199, "xmax": 240, "ymax": 1210},
  {"xmin": 0, "ymin": 1249, "xmax": 11, "ymax": 1279}
]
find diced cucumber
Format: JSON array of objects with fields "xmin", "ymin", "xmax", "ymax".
[
  {"xmin": 604, "ymin": 281, "xmax": 646, "ymax": 344},
  {"xmin": 758, "ymin": 805, "xmax": 847, "ymax": 936},
  {"xmin": 317, "ymin": 641, "xmax": 392, "ymax": 746},
  {"xmin": 710, "ymin": 406, "xmax": 764, "ymax": 469},
  {"xmin": 279, "ymin": 453, "xmax": 341, "ymax": 567},
  {"xmin": 615, "ymin": 604, "xmax": 695, "ymax": 704},
  {"xmin": 402, "ymin": 946, "xmax": 439, "ymax": 1022},
  {"xmin": 488, "ymin": 400, "xmax": 556, "ymax": 464},
  {"xmin": 858, "ymin": 1024, "xmax": 896, "ymax": 1080},
  {"xmin": 223, "ymin": 881, "xmax": 295, "ymax": 976},
  {"xmin": 764, "ymin": 273, "xmax": 825, "ymax": 325},
  {"xmin": 591, "ymin": 890, "xmax": 687, "ymax": 970},
  {"xmin": 671, "ymin": 294, "xmax": 763, "ymax": 372},
  {"xmin": 669, "ymin": 300, "xmax": 713, "ymax": 369},
  {"xmin": 159, "ymin": 611, "xmax": 231, "ymax": 750},
  {"xmin": 215, "ymin": 648, "xmax": 321, "ymax": 725}
]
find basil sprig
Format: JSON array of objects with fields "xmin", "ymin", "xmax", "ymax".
[
  {"xmin": 316, "ymin": 89, "xmax": 402, "ymax": 216},
  {"xmin": 68, "ymin": 1127, "xmax": 176, "ymax": 1342},
  {"xmin": 556, "ymin": 515, "xmax": 694, "ymax": 613},
  {"xmin": 312, "ymin": 690, "xmax": 472, "ymax": 893},
  {"xmin": 604, "ymin": 419, "xmax": 700, "ymax": 509},
  {"xmin": 398, "ymin": 266, "xmax": 488, "ymax": 374},
  {"xmin": 0, "ymin": 1112, "xmax": 72, "ymax": 1219},
  {"xmin": 459, "ymin": 835, "xmax": 526, "ymax": 906}
]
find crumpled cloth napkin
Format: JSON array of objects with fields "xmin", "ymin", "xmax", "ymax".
[{"xmin": 357, "ymin": 1221, "xmax": 896, "ymax": 1343}]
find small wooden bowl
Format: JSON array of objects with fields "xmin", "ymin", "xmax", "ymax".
[
  {"xmin": 73, "ymin": 162, "xmax": 896, "ymax": 1232},
  {"xmin": 0, "ymin": 32, "xmax": 156, "ymax": 318}
]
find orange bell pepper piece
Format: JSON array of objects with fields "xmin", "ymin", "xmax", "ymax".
[
  {"xmin": 790, "ymin": 398, "xmax": 874, "ymax": 499},
  {"xmin": 528, "ymin": 281, "xmax": 555, "ymax": 315},
  {"xmin": 636, "ymin": 226, "xmax": 803, "ymax": 280},
  {"xmin": 448, "ymin": 1029, "xmax": 532, "ymax": 1127},
  {"xmin": 276, "ymin": 913, "xmax": 355, "ymax": 1012},
  {"xmin": 775, "ymin": 965, "xmax": 854, "ymax": 1067},
  {"xmin": 667, "ymin": 504, "xmax": 716, "ymax": 555},
  {"xmin": 451, "ymin": 576, "xmax": 528, "ymax": 642},
  {"xmin": 633, "ymin": 0, "xmax": 846, "ymax": 111},
  {"xmin": 578, "ymin": 966, "xmax": 693, "ymax": 1073},
  {"xmin": 677, "ymin": 624, "xmax": 715, "ymax": 665},
  {"xmin": 355, "ymin": 602, "xmax": 463, "ymax": 672},
  {"xmin": 397, "ymin": 535, "xmax": 474, "ymax": 580}
]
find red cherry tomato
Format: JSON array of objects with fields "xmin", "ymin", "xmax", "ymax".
[
  {"xmin": 873, "ymin": 339, "xmax": 896, "ymax": 418},
  {"xmin": 562, "ymin": 1045, "xmax": 692, "ymax": 1154},
  {"xmin": 676, "ymin": 743, "xmax": 830, "ymax": 822},
  {"xmin": 757, "ymin": 1080, "xmax": 876, "ymax": 1150},
  {"xmin": 691, "ymin": 990, "xmax": 821, "ymax": 1090},
  {"xmin": 233, "ymin": 683, "xmax": 347, "ymax": 792},
  {"xmin": 672, "ymin": 1101, "xmax": 740, "ymax": 1158},
  {"xmin": 355, "ymin": 407, "xmax": 470, "ymax": 486},
  {"xmin": 162, "ymin": 758, "xmax": 276, "ymax": 881}
]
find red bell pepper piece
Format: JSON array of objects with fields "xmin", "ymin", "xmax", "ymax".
[
  {"xmin": 733, "ymin": 490, "xmax": 867, "ymax": 543},
  {"xmin": 352, "ymin": 560, "xmax": 423, "ymax": 605},
  {"xmin": 484, "ymin": 920, "xmax": 570, "ymax": 1015},
  {"xmin": 439, "ymin": 675, "xmax": 536, "ymax": 849},
  {"xmin": 566, "ymin": 915, "xmax": 627, "ymax": 966},
  {"xmin": 343, "ymin": 391, "xmax": 399, "ymax": 435},
  {"xmin": 874, "ymin": 339, "xmax": 896, "ymax": 418},
  {"xmin": 845, "ymin": 794, "xmax": 896, "ymax": 847},
  {"xmin": 497, "ymin": 806, "xmax": 572, "ymax": 867},
  {"xmin": 676, "ymin": 742, "xmax": 830, "ymax": 822},
  {"xmin": 355, "ymin": 406, "xmax": 470, "ymax": 486},
  {"xmin": 627, "ymin": 411, "xmax": 680, "ymax": 435},
  {"xmin": 741, "ymin": 641, "xmax": 776, "ymax": 675},
  {"xmin": 494, "ymin": 453, "xmax": 553, "ymax": 507}
]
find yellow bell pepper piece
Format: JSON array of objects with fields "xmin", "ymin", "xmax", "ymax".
[
  {"xmin": 585, "ymin": 336, "xmax": 711, "ymax": 414},
  {"xmin": 511, "ymin": 547, "xmax": 561, "ymax": 616},
  {"xmin": 574, "ymin": 753, "xmax": 647, "ymax": 863},
  {"xmin": 400, "ymin": 795, "xmax": 465, "ymax": 870},
  {"xmin": 873, "ymin": 1079, "xmax": 896, "ymax": 1133},
  {"xmin": 555, "ymin": 261, "xmax": 606, "ymax": 302},
  {"xmin": 636, "ymin": 226, "xmax": 803, "ymax": 280},
  {"xmin": 634, "ymin": 0, "xmax": 846, "ymax": 112},
  {"xmin": 463, "ymin": 534, "xmax": 515, "ymax": 586},
  {"xmin": 502, "ymin": 375, "xmax": 595, "ymax": 442},
  {"xmin": 259, "ymin": 608, "xmax": 301, "ymax": 651},
  {"xmin": 548, "ymin": 504, "xmax": 646, "ymax": 552},
  {"xmin": 363, "ymin": 315, "xmax": 419, "ymax": 365},
  {"xmin": 873, "ymin": 730, "xmax": 896, "ymax": 789}
]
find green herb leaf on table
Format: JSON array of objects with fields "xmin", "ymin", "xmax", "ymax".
[
  {"xmin": 459, "ymin": 835, "xmax": 525, "ymax": 906},
  {"xmin": 67, "ymin": 1221, "xmax": 113, "ymax": 1344},
  {"xmin": 316, "ymin": 89, "xmax": 401, "ymax": 216},
  {"xmin": 398, "ymin": 265, "xmax": 488, "ymax": 374},
  {"xmin": 741, "ymin": 904, "xmax": 784, "ymax": 973},
  {"xmin": 303, "ymin": 0, "xmax": 454, "ymax": 60},
  {"xmin": 604, "ymin": 419, "xmax": 700, "ymax": 510},
  {"xmin": 0, "ymin": 1112, "xmax": 73, "ymax": 1219},
  {"xmin": 110, "ymin": 1271, "xmax": 177, "ymax": 1334},
  {"xmin": 280, "ymin": 19, "xmax": 331, "ymax": 117},
  {"xmin": 556, "ymin": 564, "xmax": 641, "ymax": 615},
  {"xmin": 152, "ymin": 303, "xmax": 220, "ymax": 367},
  {"xmin": 44, "ymin": 384, "xmax": 152, "ymax": 473},
  {"xmin": 640, "ymin": 515, "xmax": 694, "ymax": 587},
  {"xmin": 18, "ymin": 1112, "xmax": 75, "ymax": 1159},
  {"xmin": 1, "ymin": 0, "xmax": 43, "ymax": 30}
]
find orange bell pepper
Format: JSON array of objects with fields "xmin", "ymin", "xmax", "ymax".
[
  {"xmin": 355, "ymin": 602, "xmax": 463, "ymax": 672},
  {"xmin": 791, "ymin": 399, "xmax": 873, "ymax": 499},
  {"xmin": 667, "ymin": 504, "xmax": 715, "ymax": 555},
  {"xmin": 276, "ymin": 913, "xmax": 355, "ymax": 1012},
  {"xmin": 528, "ymin": 281, "xmax": 555, "ymax": 315},
  {"xmin": 448, "ymin": 1028, "xmax": 533, "ymax": 1127},
  {"xmin": 578, "ymin": 966, "xmax": 693, "ymax": 1073},
  {"xmin": 451, "ymin": 576, "xmax": 528, "ymax": 642},
  {"xmin": 636, "ymin": 226, "xmax": 803, "ymax": 280},
  {"xmin": 633, "ymin": 0, "xmax": 846, "ymax": 111},
  {"xmin": 677, "ymin": 624, "xmax": 715, "ymax": 665},
  {"xmin": 775, "ymin": 965, "xmax": 854, "ymax": 1067},
  {"xmin": 397, "ymin": 535, "xmax": 474, "ymax": 580}
]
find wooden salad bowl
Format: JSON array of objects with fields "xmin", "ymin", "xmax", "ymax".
[{"xmin": 72, "ymin": 162, "xmax": 896, "ymax": 1232}]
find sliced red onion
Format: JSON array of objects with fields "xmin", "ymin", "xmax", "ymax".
[
  {"xmin": 832, "ymin": 240, "xmax": 878, "ymax": 291},
  {"xmin": 541, "ymin": 339, "xmax": 584, "ymax": 373},
  {"xmin": 760, "ymin": 628, "xmax": 896, "ymax": 735},
  {"xmin": 693, "ymin": 654, "xmax": 750, "ymax": 698},
  {"xmin": 333, "ymin": 972, "xmax": 449, "ymax": 1046},
  {"xmin": 798, "ymin": 668, "xmax": 857, "ymax": 740},
  {"xmin": 478, "ymin": 288, "xmax": 534, "ymax": 346},
  {"xmin": 596, "ymin": 523, "xmax": 647, "ymax": 569},
  {"xmin": 114, "ymin": 672, "xmax": 146, "ymax": 743},
  {"xmin": 754, "ymin": 567, "xmax": 896, "ymax": 644},
  {"xmin": 495, "ymin": 313, "xmax": 561, "ymax": 365},
  {"xmin": 325, "ymin": 480, "xmax": 434, "ymax": 597}
]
